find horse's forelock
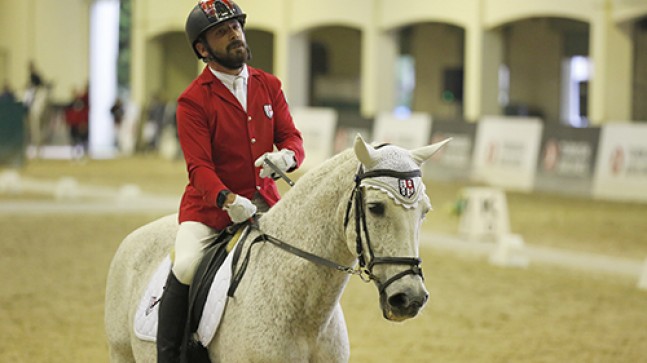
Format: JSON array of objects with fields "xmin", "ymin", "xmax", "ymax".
[{"xmin": 366, "ymin": 145, "xmax": 418, "ymax": 173}]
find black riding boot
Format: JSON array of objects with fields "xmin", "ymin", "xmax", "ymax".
[{"xmin": 157, "ymin": 271, "xmax": 190, "ymax": 363}]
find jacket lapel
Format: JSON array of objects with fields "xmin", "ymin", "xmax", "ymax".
[{"xmin": 199, "ymin": 67, "xmax": 244, "ymax": 112}]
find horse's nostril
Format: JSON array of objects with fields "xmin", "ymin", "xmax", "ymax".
[{"xmin": 388, "ymin": 293, "xmax": 409, "ymax": 308}]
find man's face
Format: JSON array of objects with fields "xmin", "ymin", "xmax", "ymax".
[{"xmin": 199, "ymin": 19, "xmax": 249, "ymax": 70}]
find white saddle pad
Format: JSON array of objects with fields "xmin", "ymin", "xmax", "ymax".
[{"xmin": 133, "ymin": 251, "xmax": 235, "ymax": 347}]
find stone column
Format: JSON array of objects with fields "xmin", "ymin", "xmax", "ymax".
[
  {"xmin": 589, "ymin": 5, "xmax": 633, "ymax": 124},
  {"xmin": 89, "ymin": 0, "xmax": 120, "ymax": 158}
]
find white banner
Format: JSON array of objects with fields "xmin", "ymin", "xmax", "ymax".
[
  {"xmin": 372, "ymin": 112, "xmax": 432, "ymax": 149},
  {"xmin": 593, "ymin": 123, "xmax": 647, "ymax": 202},
  {"xmin": 471, "ymin": 117, "xmax": 543, "ymax": 191},
  {"xmin": 423, "ymin": 121, "xmax": 477, "ymax": 181},
  {"xmin": 291, "ymin": 107, "xmax": 338, "ymax": 170}
]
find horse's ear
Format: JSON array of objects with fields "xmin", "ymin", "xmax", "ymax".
[
  {"xmin": 410, "ymin": 138, "xmax": 452, "ymax": 166},
  {"xmin": 354, "ymin": 134, "xmax": 379, "ymax": 168}
]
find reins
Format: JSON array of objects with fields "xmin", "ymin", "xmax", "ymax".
[{"xmin": 227, "ymin": 217, "xmax": 358, "ymax": 297}]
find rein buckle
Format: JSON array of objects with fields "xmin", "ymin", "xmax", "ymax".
[{"xmin": 355, "ymin": 266, "xmax": 376, "ymax": 283}]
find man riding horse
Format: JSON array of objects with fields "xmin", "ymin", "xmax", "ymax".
[{"xmin": 157, "ymin": 1, "xmax": 305, "ymax": 361}]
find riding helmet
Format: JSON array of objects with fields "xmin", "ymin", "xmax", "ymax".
[{"xmin": 185, "ymin": 0, "xmax": 247, "ymax": 59}]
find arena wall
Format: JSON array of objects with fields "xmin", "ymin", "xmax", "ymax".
[{"xmin": 300, "ymin": 109, "xmax": 647, "ymax": 202}]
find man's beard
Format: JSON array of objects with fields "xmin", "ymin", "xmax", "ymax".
[{"xmin": 211, "ymin": 40, "xmax": 251, "ymax": 70}]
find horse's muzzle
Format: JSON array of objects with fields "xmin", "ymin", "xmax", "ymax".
[{"xmin": 380, "ymin": 285, "xmax": 429, "ymax": 321}]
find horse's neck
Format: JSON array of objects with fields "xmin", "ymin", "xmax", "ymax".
[
  {"xmin": 262, "ymin": 150, "xmax": 356, "ymax": 257},
  {"xmin": 256, "ymin": 151, "xmax": 357, "ymax": 313}
]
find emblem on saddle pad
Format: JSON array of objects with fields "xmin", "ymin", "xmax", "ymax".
[
  {"xmin": 398, "ymin": 179, "xmax": 416, "ymax": 199},
  {"xmin": 145, "ymin": 296, "xmax": 161, "ymax": 316}
]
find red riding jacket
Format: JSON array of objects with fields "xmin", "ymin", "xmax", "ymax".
[{"xmin": 176, "ymin": 66, "xmax": 305, "ymax": 230}]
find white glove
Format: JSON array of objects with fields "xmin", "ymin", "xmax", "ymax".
[
  {"xmin": 254, "ymin": 149, "xmax": 296, "ymax": 179},
  {"xmin": 223, "ymin": 195, "xmax": 257, "ymax": 223}
]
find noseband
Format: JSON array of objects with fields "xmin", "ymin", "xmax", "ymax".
[{"xmin": 343, "ymin": 164, "xmax": 425, "ymax": 295}]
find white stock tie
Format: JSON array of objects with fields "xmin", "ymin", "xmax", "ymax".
[{"xmin": 233, "ymin": 76, "xmax": 246, "ymax": 111}]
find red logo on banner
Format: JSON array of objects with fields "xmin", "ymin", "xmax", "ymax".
[
  {"xmin": 610, "ymin": 146, "xmax": 624, "ymax": 175},
  {"xmin": 486, "ymin": 142, "xmax": 498, "ymax": 164},
  {"xmin": 542, "ymin": 139, "xmax": 560, "ymax": 172}
]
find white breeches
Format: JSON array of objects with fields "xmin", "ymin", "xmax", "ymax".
[{"xmin": 172, "ymin": 194, "xmax": 269, "ymax": 284}]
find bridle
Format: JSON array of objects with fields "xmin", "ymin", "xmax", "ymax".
[
  {"xmin": 342, "ymin": 164, "xmax": 424, "ymax": 295},
  {"xmin": 227, "ymin": 159, "xmax": 425, "ymax": 298}
]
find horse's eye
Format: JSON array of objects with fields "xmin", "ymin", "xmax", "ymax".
[{"xmin": 368, "ymin": 202, "xmax": 385, "ymax": 216}]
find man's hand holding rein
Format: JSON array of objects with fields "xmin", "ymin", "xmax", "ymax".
[
  {"xmin": 218, "ymin": 190, "xmax": 257, "ymax": 223},
  {"xmin": 254, "ymin": 149, "xmax": 296, "ymax": 179}
]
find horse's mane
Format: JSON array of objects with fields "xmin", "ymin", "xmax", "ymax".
[
  {"xmin": 300, "ymin": 148, "xmax": 356, "ymax": 183},
  {"xmin": 278, "ymin": 148, "xmax": 356, "ymax": 204},
  {"xmin": 259, "ymin": 148, "xmax": 358, "ymax": 236}
]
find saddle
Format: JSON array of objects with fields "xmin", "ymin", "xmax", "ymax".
[{"xmin": 181, "ymin": 222, "xmax": 251, "ymax": 363}]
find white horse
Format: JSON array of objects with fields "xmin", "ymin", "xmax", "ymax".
[{"xmin": 105, "ymin": 134, "xmax": 450, "ymax": 363}]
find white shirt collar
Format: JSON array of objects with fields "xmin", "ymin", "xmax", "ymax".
[
  {"xmin": 209, "ymin": 64, "xmax": 248, "ymax": 89},
  {"xmin": 209, "ymin": 65, "xmax": 248, "ymax": 111}
]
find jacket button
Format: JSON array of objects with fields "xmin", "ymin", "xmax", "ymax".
[
  {"xmin": 256, "ymin": 186, "xmax": 261, "ymax": 190},
  {"xmin": 248, "ymin": 116, "xmax": 252, "ymax": 121},
  {"xmin": 251, "ymin": 138, "xmax": 256, "ymax": 144}
]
